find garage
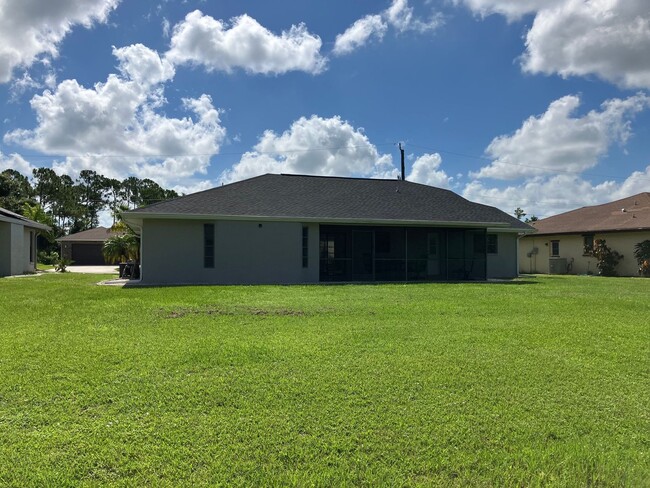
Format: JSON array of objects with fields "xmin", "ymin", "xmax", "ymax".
[
  {"xmin": 70, "ymin": 242, "xmax": 107, "ymax": 265},
  {"xmin": 57, "ymin": 227, "xmax": 118, "ymax": 266}
]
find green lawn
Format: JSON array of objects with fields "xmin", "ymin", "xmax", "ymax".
[{"xmin": 0, "ymin": 274, "xmax": 648, "ymax": 486}]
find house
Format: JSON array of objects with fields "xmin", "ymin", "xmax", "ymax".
[
  {"xmin": 519, "ymin": 193, "xmax": 650, "ymax": 276},
  {"xmin": 56, "ymin": 227, "xmax": 119, "ymax": 265},
  {"xmin": 123, "ymin": 174, "xmax": 534, "ymax": 285},
  {"xmin": 0, "ymin": 207, "xmax": 51, "ymax": 277}
]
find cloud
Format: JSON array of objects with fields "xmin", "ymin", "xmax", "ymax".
[
  {"xmin": 454, "ymin": 0, "xmax": 561, "ymax": 21},
  {"xmin": 474, "ymin": 93, "xmax": 650, "ymax": 180},
  {"xmin": 162, "ymin": 17, "xmax": 171, "ymax": 38},
  {"xmin": 220, "ymin": 115, "xmax": 395, "ymax": 183},
  {"xmin": 0, "ymin": 0, "xmax": 119, "ymax": 83},
  {"xmin": 523, "ymin": 0, "xmax": 650, "ymax": 89},
  {"xmin": 9, "ymin": 72, "xmax": 42, "ymax": 100},
  {"xmin": 457, "ymin": 0, "xmax": 650, "ymax": 89},
  {"xmin": 407, "ymin": 153, "xmax": 451, "ymax": 188},
  {"xmin": 113, "ymin": 43, "xmax": 175, "ymax": 86},
  {"xmin": 0, "ymin": 151, "xmax": 34, "ymax": 176},
  {"xmin": 166, "ymin": 10, "xmax": 326, "ymax": 75},
  {"xmin": 4, "ymin": 45, "xmax": 225, "ymax": 188},
  {"xmin": 334, "ymin": 0, "xmax": 442, "ymax": 56},
  {"xmin": 463, "ymin": 167, "xmax": 650, "ymax": 219},
  {"xmin": 333, "ymin": 15, "xmax": 387, "ymax": 56},
  {"xmin": 386, "ymin": 0, "xmax": 442, "ymax": 33}
]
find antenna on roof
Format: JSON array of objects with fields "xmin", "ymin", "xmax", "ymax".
[{"xmin": 398, "ymin": 142, "xmax": 405, "ymax": 181}]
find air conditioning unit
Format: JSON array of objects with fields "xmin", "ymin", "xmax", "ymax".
[{"xmin": 549, "ymin": 258, "xmax": 567, "ymax": 274}]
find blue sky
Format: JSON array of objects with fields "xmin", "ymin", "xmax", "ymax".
[{"xmin": 1, "ymin": 0, "xmax": 649, "ymax": 222}]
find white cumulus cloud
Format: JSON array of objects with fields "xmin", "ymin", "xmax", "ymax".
[
  {"xmin": 333, "ymin": 15, "xmax": 387, "ymax": 56},
  {"xmin": 463, "ymin": 167, "xmax": 650, "ymax": 219},
  {"xmin": 0, "ymin": 0, "xmax": 120, "ymax": 83},
  {"xmin": 457, "ymin": 0, "xmax": 650, "ymax": 89},
  {"xmin": 220, "ymin": 115, "xmax": 395, "ymax": 184},
  {"xmin": 474, "ymin": 93, "xmax": 650, "ymax": 180},
  {"xmin": 523, "ymin": 0, "xmax": 650, "ymax": 89},
  {"xmin": 334, "ymin": 0, "xmax": 442, "ymax": 56},
  {"xmin": 114, "ymin": 43, "xmax": 175, "ymax": 86},
  {"xmin": 0, "ymin": 151, "xmax": 34, "ymax": 176},
  {"xmin": 386, "ymin": 0, "xmax": 441, "ymax": 33},
  {"xmin": 4, "ymin": 45, "xmax": 225, "ymax": 188},
  {"xmin": 407, "ymin": 153, "xmax": 451, "ymax": 188},
  {"xmin": 166, "ymin": 10, "xmax": 326, "ymax": 75},
  {"xmin": 455, "ymin": 0, "xmax": 561, "ymax": 21}
]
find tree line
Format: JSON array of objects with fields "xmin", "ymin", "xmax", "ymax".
[{"xmin": 0, "ymin": 168, "xmax": 178, "ymax": 238}]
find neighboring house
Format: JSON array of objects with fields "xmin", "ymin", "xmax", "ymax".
[
  {"xmin": 123, "ymin": 174, "xmax": 533, "ymax": 285},
  {"xmin": 519, "ymin": 193, "xmax": 650, "ymax": 276},
  {"xmin": 57, "ymin": 227, "xmax": 119, "ymax": 265},
  {"xmin": 0, "ymin": 207, "xmax": 51, "ymax": 277}
]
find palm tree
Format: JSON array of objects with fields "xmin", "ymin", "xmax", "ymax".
[
  {"xmin": 634, "ymin": 240, "xmax": 650, "ymax": 276},
  {"xmin": 102, "ymin": 234, "xmax": 139, "ymax": 264}
]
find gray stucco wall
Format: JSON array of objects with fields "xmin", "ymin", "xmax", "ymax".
[
  {"xmin": 0, "ymin": 222, "xmax": 32, "ymax": 277},
  {"xmin": 141, "ymin": 219, "xmax": 319, "ymax": 285},
  {"xmin": 0, "ymin": 222, "xmax": 10, "ymax": 276},
  {"xmin": 486, "ymin": 232, "xmax": 519, "ymax": 279}
]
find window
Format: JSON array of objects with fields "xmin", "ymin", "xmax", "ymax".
[
  {"xmin": 487, "ymin": 234, "xmax": 498, "ymax": 254},
  {"xmin": 550, "ymin": 240, "xmax": 560, "ymax": 257},
  {"xmin": 302, "ymin": 226, "xmax": 308, "ymax": 268},
  {"xmin": 583, "ymin": 234, "xmax": 594, "ymax": 255},
  {"xmin": 204, "ymin": 223, "xmax": 214, "ymax": 268}
]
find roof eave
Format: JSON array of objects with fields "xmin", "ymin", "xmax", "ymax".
[
  {"xmin": 124, "ymin": 211, "xmax": 522, "ymax": 229},
  {"xmin": 528, "ymin": 226, "xmax": 650, "ymax": 237},
  {"xmin": 0, "ymin": 213, "xmax": 51, "ymax": 231}
]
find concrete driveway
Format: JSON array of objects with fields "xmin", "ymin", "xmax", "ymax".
[{"xmin": 64, "ymin": 265, "xmax": 119, "ymax": 274}]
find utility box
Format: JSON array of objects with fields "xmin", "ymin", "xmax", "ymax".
[{"xmin": 549, "ymin": 258, "xmax": 567, "ymax": 274}]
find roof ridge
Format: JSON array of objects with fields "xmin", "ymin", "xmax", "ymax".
[{"xmin": 278, "ymin": 173, "xmax": 400, "ymax": 182}]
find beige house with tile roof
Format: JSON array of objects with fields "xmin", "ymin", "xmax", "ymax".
[{"xmin": 519, "ymin": 193, "xmax": 650, "ymax": 276}]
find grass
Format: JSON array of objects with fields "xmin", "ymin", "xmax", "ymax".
[{"xmin": 0, "ymin": 274, "xmax": 648, "ymax": 486}]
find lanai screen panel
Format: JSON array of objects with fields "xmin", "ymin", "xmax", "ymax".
[{"xmin": 319, "ymin": 225, "xmax": 486, "ymax": 282}]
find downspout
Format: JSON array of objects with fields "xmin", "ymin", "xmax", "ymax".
[{"xmin": 516, "ymin": 233, "xmax": 522, "ymax": 277}]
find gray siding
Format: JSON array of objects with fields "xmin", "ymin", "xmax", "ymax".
[
  {"xmin": 0, "ymin": 222, "xmax": 10, "ymax": 276},
  {"xmin": 0, "ymin": 222, "xmax": 34, "ymax": 276},
  {"xmin": 486, "ymin": 232, "xmax": 518, "ymax": 279},
  {"xmin": 140, "ymin": 220, "xmax": 521, "ymax": 284},
  {"xmin": 141, "ymin": 219, "xmax": 319, "ymax": 285}
]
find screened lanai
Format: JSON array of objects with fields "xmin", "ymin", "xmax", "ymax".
[{"xmin": 319, "ymin": 225, "xmax": 488, "ymax": 282}]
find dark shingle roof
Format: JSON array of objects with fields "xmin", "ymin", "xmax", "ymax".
[
  {"xmin": 0, "ymin": 207, "xmax": 51, "ymax": 231},
  {"xmin": 56, "ymin": 226, "xmax": 120, "ymax": 242},
  {"xmin": 125, "ymin": 174, "xmax": 532, "ymax": 230},
  {"xmin": 532, "ymin": 193, "xmax": 650, "ymax": 235}
]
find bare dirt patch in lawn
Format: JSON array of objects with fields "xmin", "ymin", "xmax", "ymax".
[{"xmin": 161, "ymin": 305, "xmax": 310, "ymax": 319}]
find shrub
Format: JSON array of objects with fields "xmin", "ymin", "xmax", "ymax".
[
  {"xmin": 54, "ymin": 257, "xmax": 73, "ymax": 273},
  {"xmin": 633, "ymin": 240, "xmax": 650, "ymax": 276},
  {"xmin": 592, "ymin": 239, "xmax": 623, "ymax": 277},
  {"xmin": 37, "ymin": 250, "xmax": 59, "ymax": 265}
]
